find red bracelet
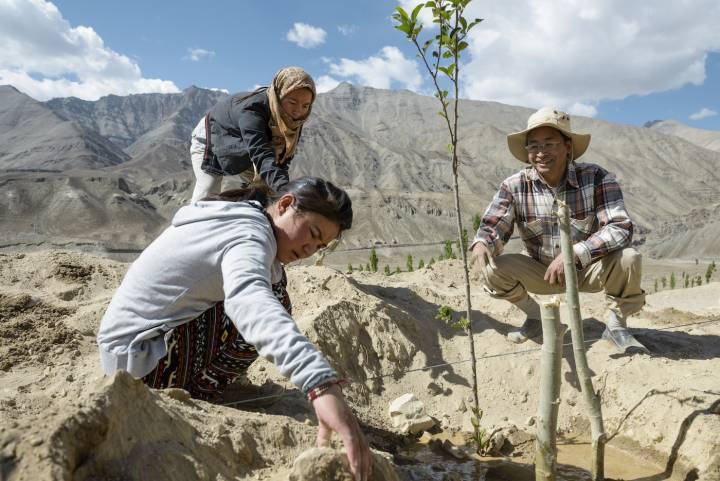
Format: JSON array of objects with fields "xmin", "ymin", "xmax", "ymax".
[{"xmin": 306, "ymin": 378, "xmax": 349, "ymax": 402}]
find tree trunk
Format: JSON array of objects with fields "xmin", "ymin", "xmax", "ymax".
[{"xmin": 558, "ymin": 201, "xmax": 606, "ymax": 480}]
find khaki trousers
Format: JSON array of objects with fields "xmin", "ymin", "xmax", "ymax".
[{"xmin": 483, "ymin": 248, "xmax": 645, "ymax": 318}]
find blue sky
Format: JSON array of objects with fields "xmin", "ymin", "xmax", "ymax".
[{"xmin": 1, "ymin": 0, "xmax": 719, "ymax": 130}]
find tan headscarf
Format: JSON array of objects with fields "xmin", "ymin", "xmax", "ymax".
[{"xmin": 266, "ymin": 67, "xmax": 316, "ymax": 165}]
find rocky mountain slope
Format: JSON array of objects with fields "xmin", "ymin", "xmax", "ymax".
[
  {"xmin": 647, "ymin": 119, "xmax": 720, "ymax": 152},
  {"xmin": 0, "ymin": 86, "xmax": 129, "ymax": 171},
  {"xmin": 1, "ymin": 83, "xmax": 719, "ymax": 259}
]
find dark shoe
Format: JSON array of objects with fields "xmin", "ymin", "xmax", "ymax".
[
  {"xmin": 507, "ymin": 318, "xmax": 542, "ymax": 344},
  {"xmin": 602, "ymin": 327, "xmax": 649, "ymax": 354}
]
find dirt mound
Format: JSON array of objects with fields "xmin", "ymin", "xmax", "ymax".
[
  {"xmin": 287, "ymin": 448, "xmax": 399, "ymax": 481},
  {"xmin": 0, "ymin": 293, "xmax": 78, "ymax": 371},
  {"xmin": 48, "ymin": 252, "xmax": 96, "ymax": 282},
  {"xmin": 1, "ymin": 251, "xmax": 719, "ymax": 480},
  {"xmin": 1, "ymin": 371, "xmax": 328, "ymax": 481}
]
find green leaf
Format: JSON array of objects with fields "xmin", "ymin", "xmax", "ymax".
[
  {"xmin": 422, "ymin": 38, "xmax": 434, "ymax": 53},
  {"xmin": 468, "ymin": 18, "xmax": 484, "ymax": 31},
  {"xmin": 394, "ymin": 23, "xmax": 412, "ymax": 35},
  {"xmin": 459, "ymin": 16, "xmax": 468, "ymax": 31},
  {"xmin": 457, "ymin": 41, "xmax": 469, "ymax": 52},
  {"xmin": 394, "ymin": 6, "xmax": 410, "ymax": 22},
  {"xmin": 411, "ymin": 3, "xmax": 424, "ymax": 22}
]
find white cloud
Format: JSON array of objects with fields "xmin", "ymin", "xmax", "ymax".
[
  {"xmin": 398, "ymin": 0, "xmax": 720, "ymax": 116},
  {"xmin": 286, "ymin": 22, "xmax": 327, "ymax": 49},
  {"xmin": 0, "ymin": 0, "xmax": 179, "ymax": 101},
  {"xmin": 315, "ymin": 75, "xmax": 341, "ymax": 93},
  {"xmin": 337, "ymin": 24, "xmax": 358, "ymax": 36},
  {"xmin": 186, "ymin": 48, "xmax": 215, "ymax": 62},
  {"xmin": 689, "ymin": 107, "xmax": 718, "ymax": 120},
  {"xmin": 325, "ymin": 46, "xmax": 422, "ymax": 91},
  {"xmin": 206, "ymin": 87, "xmax": 229, "ymax": 94}
]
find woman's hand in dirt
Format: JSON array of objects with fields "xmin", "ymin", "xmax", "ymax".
[{"xmin": 312, "ymin": 384, "xmax": 371, "ymax": 481}]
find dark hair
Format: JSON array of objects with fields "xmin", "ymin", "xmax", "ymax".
[{"xmin": 205, "ymin": 176, "xmax": 353, "ymax": 232}]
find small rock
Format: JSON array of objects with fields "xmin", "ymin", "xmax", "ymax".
[
  {"xmin": 65, "ymin": 374, "xmax": 74, "ymax": 382},
  {"xmin": 389, "ymin": 393, "xmax": 436, "ymax": 434},
  {"xmin": 30, "ymin": 438, "xmax": 43, "ymax": 447},
  {"xmin": 440, "ymin": 439, "xmax": 469, "ymax": 460},
  {"xmin": 485, "ymin": 431, "xmax": 506, "ymax": 456},
  {"xmin": 418, "ymin": 431, "xmax": 433, "ymax": 443},
  {"xmin": 526, "ymin": 416, "xmax": 536, "ymax": 427},
  {"xmin": 456, "ymin": 399, "xmax": 467, "ymax": 413},
  {"xmin": 521, "ymin": 391, "xmax": 529, "ymax": 403},
  {"xmin": 566, "ymin": 398, "xmax": 576, "ymax": 406},
  {"xmin": 164, "ymin": 388, "xmax": 191, "ymax": 403},
  {"xmin": 258, "ymin": 366, "xmax": 266, "ymax": 372}
]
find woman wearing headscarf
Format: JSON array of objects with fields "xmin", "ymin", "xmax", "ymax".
[{"xmin": 190, "ymin": 66, "xmax": 316, "ymax": 202}]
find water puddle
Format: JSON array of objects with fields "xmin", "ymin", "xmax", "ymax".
[{"xmin": 395, "ymin": 432, "xmax": 665, "ymax": 481}]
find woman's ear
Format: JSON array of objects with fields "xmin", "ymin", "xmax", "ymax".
[{"xmin": 276, "ymin": 193, "xmax": 296, "ymax": 215}]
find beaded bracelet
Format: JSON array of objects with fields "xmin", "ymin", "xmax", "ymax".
[{"xmin": 306, "ymin": 378, "xmax": 349, "ymax": 402}]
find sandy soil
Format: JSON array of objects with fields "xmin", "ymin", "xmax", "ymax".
[{"xmin": 0, "ymin": 250, "xmax": 718, "ymax": 480}]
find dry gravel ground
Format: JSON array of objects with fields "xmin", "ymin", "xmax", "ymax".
[{"xmin": 0, "ymin": 250, "xmax": 718, "ymax": 480}]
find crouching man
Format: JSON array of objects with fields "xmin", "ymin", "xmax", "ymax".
[{"xmin": 471, "ymin": 107, "xmax": 646, "ymax": 352}]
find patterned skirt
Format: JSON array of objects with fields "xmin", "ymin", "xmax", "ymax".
[{"xmin": 142, "ymin": 272, "xmax": 292, "ymax": 400}]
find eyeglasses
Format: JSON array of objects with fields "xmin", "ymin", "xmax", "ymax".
[{"xmin": 524, "ymin": 141, "xmax": 565, "ymax": 154}]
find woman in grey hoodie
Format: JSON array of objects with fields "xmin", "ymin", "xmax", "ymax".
[{"xmin": 97, "ymin": 177, "xmax": 371, "ymax": 480}]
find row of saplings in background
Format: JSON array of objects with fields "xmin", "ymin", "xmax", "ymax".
[
  {"xmin": 347, "ymin": 227, "xmax": 473, "ymax": 275},
  {"xmin": 653, "ymin": 260, "xmax": 716, "ymax": 292}
]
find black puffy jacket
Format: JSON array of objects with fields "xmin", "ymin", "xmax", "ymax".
[{"xmin": 202, "ymin": 88, "xmax": 297, "ymax": 192}]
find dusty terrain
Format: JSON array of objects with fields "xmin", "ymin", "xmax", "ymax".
[{"xmin": 0, "ymin": 250, "xmax": 718, "ymax": 480}]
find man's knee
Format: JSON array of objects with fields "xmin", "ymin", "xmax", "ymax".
[
  {"xmin": 483, "ymin": 254, "xmax": 533, "ymax": 297},
  {"xmin": 484, "ymin": 253, "xmax": 520, "ymax": 285},
  {"xmin": 619, "ymin": 248, "xmax": 642, "ymax": 271}
]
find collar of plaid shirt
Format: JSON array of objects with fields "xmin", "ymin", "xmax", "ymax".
[{"xmin": 527, "ymin": 159, "xmax": 580, "ymax": 190}]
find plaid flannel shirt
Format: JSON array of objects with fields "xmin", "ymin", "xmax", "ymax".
[{"xmin": 472, "ymin": 161, "xmax": 633, "ymax": 268}]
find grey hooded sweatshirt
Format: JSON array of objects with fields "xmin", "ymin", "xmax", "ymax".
[{"xmin": 96, "ymin": 200, "xmax": 336, "ymax": 393}]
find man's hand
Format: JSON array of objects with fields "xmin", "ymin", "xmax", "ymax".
[
  {"xmin": 544, "ymin": 253, "xmax": 580, "ymax": 285},
  {"xmin": 543, "ymin": 254, "xmax": 566, "ymax": 285},
  {"xmin": 312, "ymin": 384, "xmax": 371, "ymax": 481},
  {"xmin": 471, "ymin": 242, "xmax": 496, "ymax": 282}
]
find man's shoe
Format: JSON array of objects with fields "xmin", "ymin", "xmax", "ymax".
[
  {"xmin": 507, "ymin": 318, "xmax": 542, "ymax": 344},
  {"xmin": 602, "ymin": 327, "xmax": 649, "ymax": 354}
]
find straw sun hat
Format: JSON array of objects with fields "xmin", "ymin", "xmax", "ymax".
[{"xmin": 507, "ymin": 107, "xmax": 591, "ymax": 163}]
